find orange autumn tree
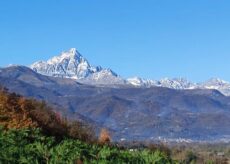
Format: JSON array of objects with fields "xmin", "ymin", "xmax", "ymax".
[
  {"xmin": 0, "ymin": 85, "xmax": 96, "ymax": 142},
  {"xmin": 99, "ymin": 128, "xmax": 111, "ymax": 144},
  {"xmin": 0, "ymin": 87, "xmax": 37, "ymax": 129}
]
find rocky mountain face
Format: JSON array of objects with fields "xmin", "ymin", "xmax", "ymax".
[
  {"xmin": 30, "ymin": 48, "xmax": 125, "ymax": 85},
  {"xmin": 200, "ymin": 78, "xmax": 230, "ymax": 96},
  {"xmin": 126, "ymin": 77, "xmax": 230, "ymax": 95},
  {"xmin": 0, "ymin": 66, "xmax": 230, "ymax": 142},
  {"xmin": 30, "ymin": 48, "xmax": 100, "ymax": 79},
  {"xmin": 126, "ymin": 77, "xmax": 196, "ymax": 89},
  {"xmin": 30, "ymin": 48, "xmax": 230, "ymax": 96}
]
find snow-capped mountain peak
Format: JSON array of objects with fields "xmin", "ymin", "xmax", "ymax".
[
  {"xmin": 30, "ymin": 48, "xmax": 117, "ymax": 81},
  {"xmin": 159, "ymin": 78, "xmax": 197, "ymax": 89},
  {"xmin": 126, "ymin": 77, "xmax": 158, "ymax": 87},
  {"xmin": 126, "ymin": 77, "xmax": 196, "ymax": 89},
  {"xmin": 202, "ymin": 78, "xmax": 230, "ymax": 87},
  {"xmin": 30, "ymin": 48, "xmax": 230, "ymax": 96},
  {"xmin": 126, "ymin": 77, "xmax": 145, "ymax": 86},
  {"xmin": 197, "ymin": 78, "xmax": 230, "ymax": 95},
  {"xmin": 127, "ymin": 76, "xmax": 230, "ymax": 96},
  {"xmin": 46, "ymin": 48, "xmax": 82, "ymax": 65}
]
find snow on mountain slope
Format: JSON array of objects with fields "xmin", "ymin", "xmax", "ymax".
[
  {"xmin": 126, "ymin": 77, "xmax": 230, "ymax": 96},
  {"xmin": 199, "ymin": 78, "xmax": 230, "ymax": 96},
  {"xmin": 30, "ymin": 48, "xmax": 230, "ymax": 96},
  {"xmin": 31, "ymin": 48, "xmax": 102, "ymax": 79},
  {"xmin": 77, "ymin": 69, "xmax": 126, "ymax": 85},
  {"xmin": 126, "ymin": 77, "xmax": 196, "ymax": 89},
  {"xmin": 200, "ymin": 78, "xmax": 230, "ymax": 89},
  {"xmin": 30, "ymin": 48, "xmax": 124, "ymax": 84},
  {"xmin": 158, "ymin": 78, "xmax": 197, "ymax": 89},
  {"xmin": 126, "ymin": 77, "xmax": 158, "ymax": 87}
]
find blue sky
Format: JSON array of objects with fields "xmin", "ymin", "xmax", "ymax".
[{"xmin": 0, "ymin": 0, "xmax": 230, "ymax": 82}]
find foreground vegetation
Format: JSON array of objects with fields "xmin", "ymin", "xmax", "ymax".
[
  {"xmin": 0, "ymin": 86, "xmax": 229, "ymax": 163},
  {"xmin": 0, "ymin": 127, "xmax": 176, "ymax": 164},
  {"xmin": 0, "ymin": 86, "xmax": 175, "ymax": 163}
]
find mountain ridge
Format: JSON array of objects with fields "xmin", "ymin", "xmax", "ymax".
[
  {"xmin": 0, "ymin": 65, "xmax": 230, "ymax": 142},
  {"xmin": 30, "ymin": 48, "xmax": 230, "ymax": 96}
]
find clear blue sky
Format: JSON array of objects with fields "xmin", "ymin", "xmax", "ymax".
[{"xmin": 0, "ymin": 0, "xmax": 230, "ymax": 82}]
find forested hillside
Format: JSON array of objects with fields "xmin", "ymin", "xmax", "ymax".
[
  {"xmin": 1, "ymin": 86, "xmax": 229, "ymax": 163},
  {"xmin": 0, "ymin": 86, "xmax": 176, "ymax": 163}
]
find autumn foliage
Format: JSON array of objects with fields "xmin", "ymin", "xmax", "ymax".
[
  {"xmin": 0, "ymin": 86, "xmax": 95, "ymax": 142},
  {"xmin": 99, "ymin": 128, "xmax": 111, "ymax": 144},
  {"xmin": 0, "ymin": 87, "xmax": 37, "ymax": 129}
]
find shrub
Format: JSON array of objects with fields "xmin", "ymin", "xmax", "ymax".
[
  {"xmin": 0, "ymin": 127, "xmax": 177, "ymax": 164},
  {"xmin": 148, "ymin": 143, "xmax": 171, "ymax": 158},
  {"xmin": 99, "ymin": 128, "xmax": 111, "ymax": 144},
  {"xmin": 184, "ymin": 151, "xmax": 197, "ymax": 164}
]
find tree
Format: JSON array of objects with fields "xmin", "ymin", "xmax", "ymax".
[{"xmin": 99, "ymin": 128, "xmax": 111, "ymax": 144}]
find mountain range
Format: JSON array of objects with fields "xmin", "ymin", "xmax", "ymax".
[
  {"xmin": 30, "ymin": 48, "xmax": 230, "ymax": 96},
  {"xmin": 0, "ymin": 48, "xmax": 230, "ymax": 142}
]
